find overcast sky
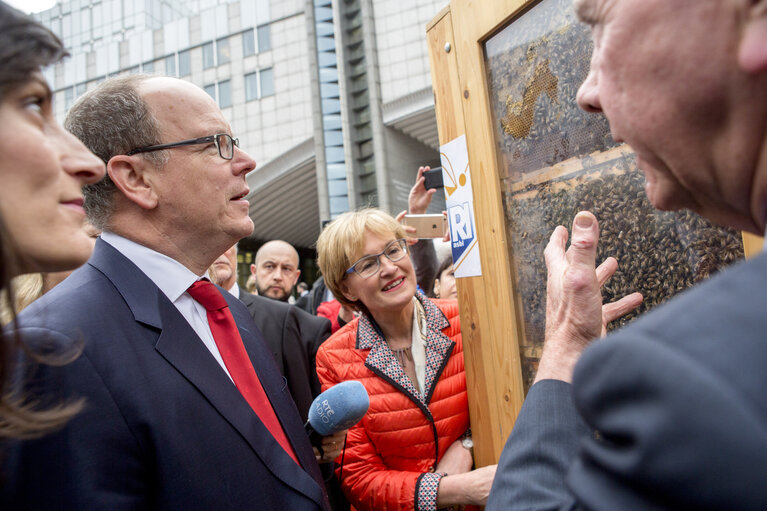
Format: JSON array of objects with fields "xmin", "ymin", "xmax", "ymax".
[{"xmin": 6, "ymin": 0, "xmax": 57, "ymax": 14}]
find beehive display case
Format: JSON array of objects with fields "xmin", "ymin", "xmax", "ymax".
[
  {"xmin": 484, "ymin": 0, "xmax": 745, "ymax": 390},
  {"xmin": 427, "ymin": 0, "xmax": 758, "ymax": 465}
]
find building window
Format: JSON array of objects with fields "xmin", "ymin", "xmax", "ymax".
[
  {"xmin": 143, "ymin": 60, "xmax": 154, "ymax": 73},
  {"xmin": 242, "ymin": 29, "xmax": 255, "ymax": 57},
  {"xmin": 245, "ymin": 72, "xmax": 259, "ymax": 101},
  {"xmin": 165, "ymin": 55, "xmax": 176, "ymax": 76},
  {"xmin": 218, "ymin": 80, "xmax": 231, "ymax": 108},
  {"xmin": 260, "ymin": 67, "xmax": 274, "ymax": 97},
  {"xmin": 75, "ymin": 82, "xmax": 87, "ymax": 98},
  {"xmin": 64, "ymin": 86, "xmax": 75, "ymax": 112},
  {"xmin": 178, "ymin": 50, "xmax": 191, "ymax": 76},
  {"xmin": 202, "ymin": 42, "xmax": 214, "ymax": 69},
  {"xmin": 204, "ymin": 83, "xmax": 216, "ymax": 101},
  {"xmin": 217, "ymin": 37, "xmax": 231, "ymax": 65},
  {"xmin": 257, "ymin": 24, "xmax": 271, "ymax": 52}
]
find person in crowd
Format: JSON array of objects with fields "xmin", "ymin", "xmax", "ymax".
[
  {"xmin": 487, "ymin": 0, "xmax": 767, "ymax": 509},
  {"xmin": 245, "ymin": 273, "xmax": 257, "ymax": 294},
  {"xmin": 430, "ymin": 256, "xmax": 457, "ymax": 301},
  {"xmin": 209, "ymin": 245, "xmax": 332, "ymax": 426},
  {"xmin": 0, "ymin": 0, "xmax": 105, "ymax": 439},
  {"xmin": 406, "ymin": 165, "xmax": 451, "ymax": 295},
  {"xmin": 315, "ymin": 208, "xmax": 496, "ymax": 511},
  {"xmin": 295, "ymin": 281, "xmax": 310, "ymax": 309},
  {"xmin": 210, "ymin": 244, "xmax": 348, "ymax": 510},
  {"xmin": 2, "ymin": 74, "xmax": 330, "ymax": 510},
  {"xmin": 252, "ymin": 239, "xmax": 302, "ymax": 302}
]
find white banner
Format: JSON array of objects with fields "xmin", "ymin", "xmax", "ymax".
[{"xmin": 440, "ymin": 134, "xmax": 482, "ymax": 278}]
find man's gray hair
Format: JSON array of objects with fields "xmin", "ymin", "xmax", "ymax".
[{"xmin": 64, "ymin": 74, "xmax": 167, "ymax": 229}]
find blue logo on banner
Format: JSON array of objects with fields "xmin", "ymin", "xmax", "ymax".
[{"xmin": 449, "ymin": 202, "xmax": 474, "ymax": 262}]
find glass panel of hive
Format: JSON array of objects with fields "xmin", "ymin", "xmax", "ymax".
[{"xmin": 484, "ymin": 0, "xmax": 745, "ymax": 392}]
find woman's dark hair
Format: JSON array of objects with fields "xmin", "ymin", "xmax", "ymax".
[
  {"xmin": 429, "ymin": 256, "xmax": 454, "ymax": 298},
  {"xmin": 0, "ymin": 1, "xmax": 83, "ymax": 439}
]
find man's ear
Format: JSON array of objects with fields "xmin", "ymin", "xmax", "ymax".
[
  {"xmin": 739, "ymin": 0, "xmax": 767, "ymax": 73},
  {"xmin": 250, "ymin": 263, "xmax": 257, "ymax": 275},
  {"xmin": 107, "ymin": 155, "xmax": 159, "ymax": 210}
]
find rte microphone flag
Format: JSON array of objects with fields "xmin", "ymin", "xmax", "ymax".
[{"xmin": 305, "ymin": 380, "xmax": 369, "ymax": 436}]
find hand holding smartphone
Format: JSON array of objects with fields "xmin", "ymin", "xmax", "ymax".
[
  {"xmin": 402, "ymin": 213, "xmax": 447, "ymax": 239},
  {"xmin": 423, "ymin": 167, "xmax": 444, "ymax": 190}
]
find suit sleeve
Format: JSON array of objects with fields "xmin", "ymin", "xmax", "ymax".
[
  {"xmin": 486, "ymin": 379, "xmax": 587, "ymax": 511},
  {"xmin": 410, "ymin": 239, "xmax": 438, "ymax": 294},
  {"xmin": 2, "ymin": 328, "xmax": 149, "ymax": 510},
  {"xmin": 565, "ymin": 332, "xmax": 767, "ymax": 511},
  {"xmin": 281, "ymin": 307, "xmax": 318, "ymax": 422}
]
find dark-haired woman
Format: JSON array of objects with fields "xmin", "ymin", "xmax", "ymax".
[{"xmin": 0, "ymin": 0, "xmax": 105, "ymax": 438}]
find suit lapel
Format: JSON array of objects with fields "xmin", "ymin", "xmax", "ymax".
[{"xmin": 90, "ymin": 240, "xmax": 327, "ymax": 509}]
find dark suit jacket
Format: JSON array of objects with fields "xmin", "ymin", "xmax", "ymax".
[
  {"xmin": 1, "ymin": 239, "xmax": 330, "ymax": 510},
  {"xmin": 238, "ymin": 289, "xmax": 331, "ymax": 421},
  {"xmin": 487, "ymin": 252, "xmax": 767, "ymax": 510}
]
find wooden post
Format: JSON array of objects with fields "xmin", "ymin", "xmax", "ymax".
[{"xmin": 427, "ymin": 1, "xmax": 531, "ymax": 466}]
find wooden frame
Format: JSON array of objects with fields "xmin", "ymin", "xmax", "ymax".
[{"xmin": 427, "ymin": 0, "xmax": 764, "ymax": 466}]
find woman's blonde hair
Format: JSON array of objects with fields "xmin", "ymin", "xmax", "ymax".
[
  {"xmin": 1, "ymin": 273, "xmax": 44, "ymax": 326},
  {"xmin": 316, "ymin": 208, "xmax": 407, "ymax": 311}
]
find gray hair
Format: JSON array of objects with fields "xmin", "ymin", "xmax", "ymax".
[{"xmin": 64, "ymin": 74, "xmax": 167, "ymax": 229}]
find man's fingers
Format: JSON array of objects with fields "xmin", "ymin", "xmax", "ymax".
[
  {"xmin": 566, "ymin": 211, "xmax": 599, "ymax": 268},
  {"xmin": 602, "ymin": 292, "xmax": 644, "ymax": 324},
  {"xmin": 596, "ymin": 257, "xmax": 618, "ymax": 287},
  {"xmin": 544, "ymin": 225, "xmax": 569, "ymax": 271},
  {"xmin": 395, "ymin": 210, "xmax": 407, "ymax": 222}
]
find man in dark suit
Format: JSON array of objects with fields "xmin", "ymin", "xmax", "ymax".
[
  {"xmin": 210, "ymin": 245, "xmax": 348, "ymax": 510},
  {"xmin": 2, "ymin": 75, "xmax": 330, "ymax": 510},
  {"xmin": 487, "ymin": 1, "xmax": 767, "ymax": 510},
  {"xmin": 209, "ymin": 245, "xmax": 332, "ymax": 423}
]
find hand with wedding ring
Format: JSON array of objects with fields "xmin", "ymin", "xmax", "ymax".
[{"xmin": 313, "ymin": 430, "xmax": 348, "ymax": 463}]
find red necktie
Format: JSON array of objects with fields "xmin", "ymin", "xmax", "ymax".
[{"xmin": 187, "ymin": 279, "xmax": 299, "ymax": 465}]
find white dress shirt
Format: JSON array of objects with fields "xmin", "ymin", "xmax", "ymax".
[{"xmin": 100, "ymin": 231, "xmax": 233, "ymax": 381}]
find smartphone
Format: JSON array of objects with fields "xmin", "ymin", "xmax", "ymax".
[
  {"xmin": 423, "ymin": 168, "xmax": 444, "ymax": 190},
  {"xmin": 402, "ymin": 214, "xmax": 447, "ymax": 239}
]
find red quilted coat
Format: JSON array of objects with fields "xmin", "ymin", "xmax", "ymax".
[{"xmin": 315, "ymin": 293, "xmax": 470, "ymax": 511}]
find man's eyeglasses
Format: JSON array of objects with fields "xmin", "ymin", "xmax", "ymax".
[
  {"xmin": 126, "ymin": 133, "xmax": 239, "ymax": 160},
  {"xmin": 346, "ymin": 238, "xmax": 409, "ymax": 279}
]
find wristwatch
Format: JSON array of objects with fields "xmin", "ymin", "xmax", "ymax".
[{"xmin": 461, "ymin": 436, "xmax": 473, "ymax": 450}]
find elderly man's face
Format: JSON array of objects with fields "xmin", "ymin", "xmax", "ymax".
[
  {"xmin": 252, "ymin": 242, "xmax": 300, "ymax": 301},
  {"xmin": 138, "ymin": 78, "xmax": 256, "ymax": 250},
  {"xmin": 210, "ymin": 245, "xmax": 238, "ymax": 290},
  {"xmin": 574, "ymin": 0, "xmax": 765, "ymax": 231}
]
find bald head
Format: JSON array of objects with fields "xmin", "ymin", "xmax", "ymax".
[{"xmin": 251, "ymin": 240, "xmax": 301, "ymax": 301}]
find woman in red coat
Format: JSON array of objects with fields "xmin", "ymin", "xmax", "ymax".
[{"xmin": 315, "ymin": 208, "xmax": 496, "ymax": 511}]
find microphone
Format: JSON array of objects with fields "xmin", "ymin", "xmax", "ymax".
[{"xmin": 305, "ymin": 380, "xmax": 369, "ymax": 437}]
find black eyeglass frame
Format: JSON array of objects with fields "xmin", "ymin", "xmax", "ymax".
[
  {"xmin": 125, "ymin": 133, "xmax": 239, "ymax": 160},
  {"xmin": 345, "ymin": 238, "xmax": 409, "ymax": 279}
]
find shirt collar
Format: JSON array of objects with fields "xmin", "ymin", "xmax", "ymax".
[{"xmin": 100, "ymin": 231, "xmax": 202, "ymax": 303}]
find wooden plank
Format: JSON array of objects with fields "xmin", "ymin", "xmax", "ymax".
[
  {"xmin": 428, "ymin": 8, "xmax": 503, "ymax": 467},
  {"xmin": 428, "ymin": 0, "xmax": 534, "ymax": 465},
  {"xmin": 743, "ymin": 232, "xmax": 764, "ymax": 258},
  {"xmin": 448, "ymin": 0, "xmax": 532, "ymax": 462}
]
